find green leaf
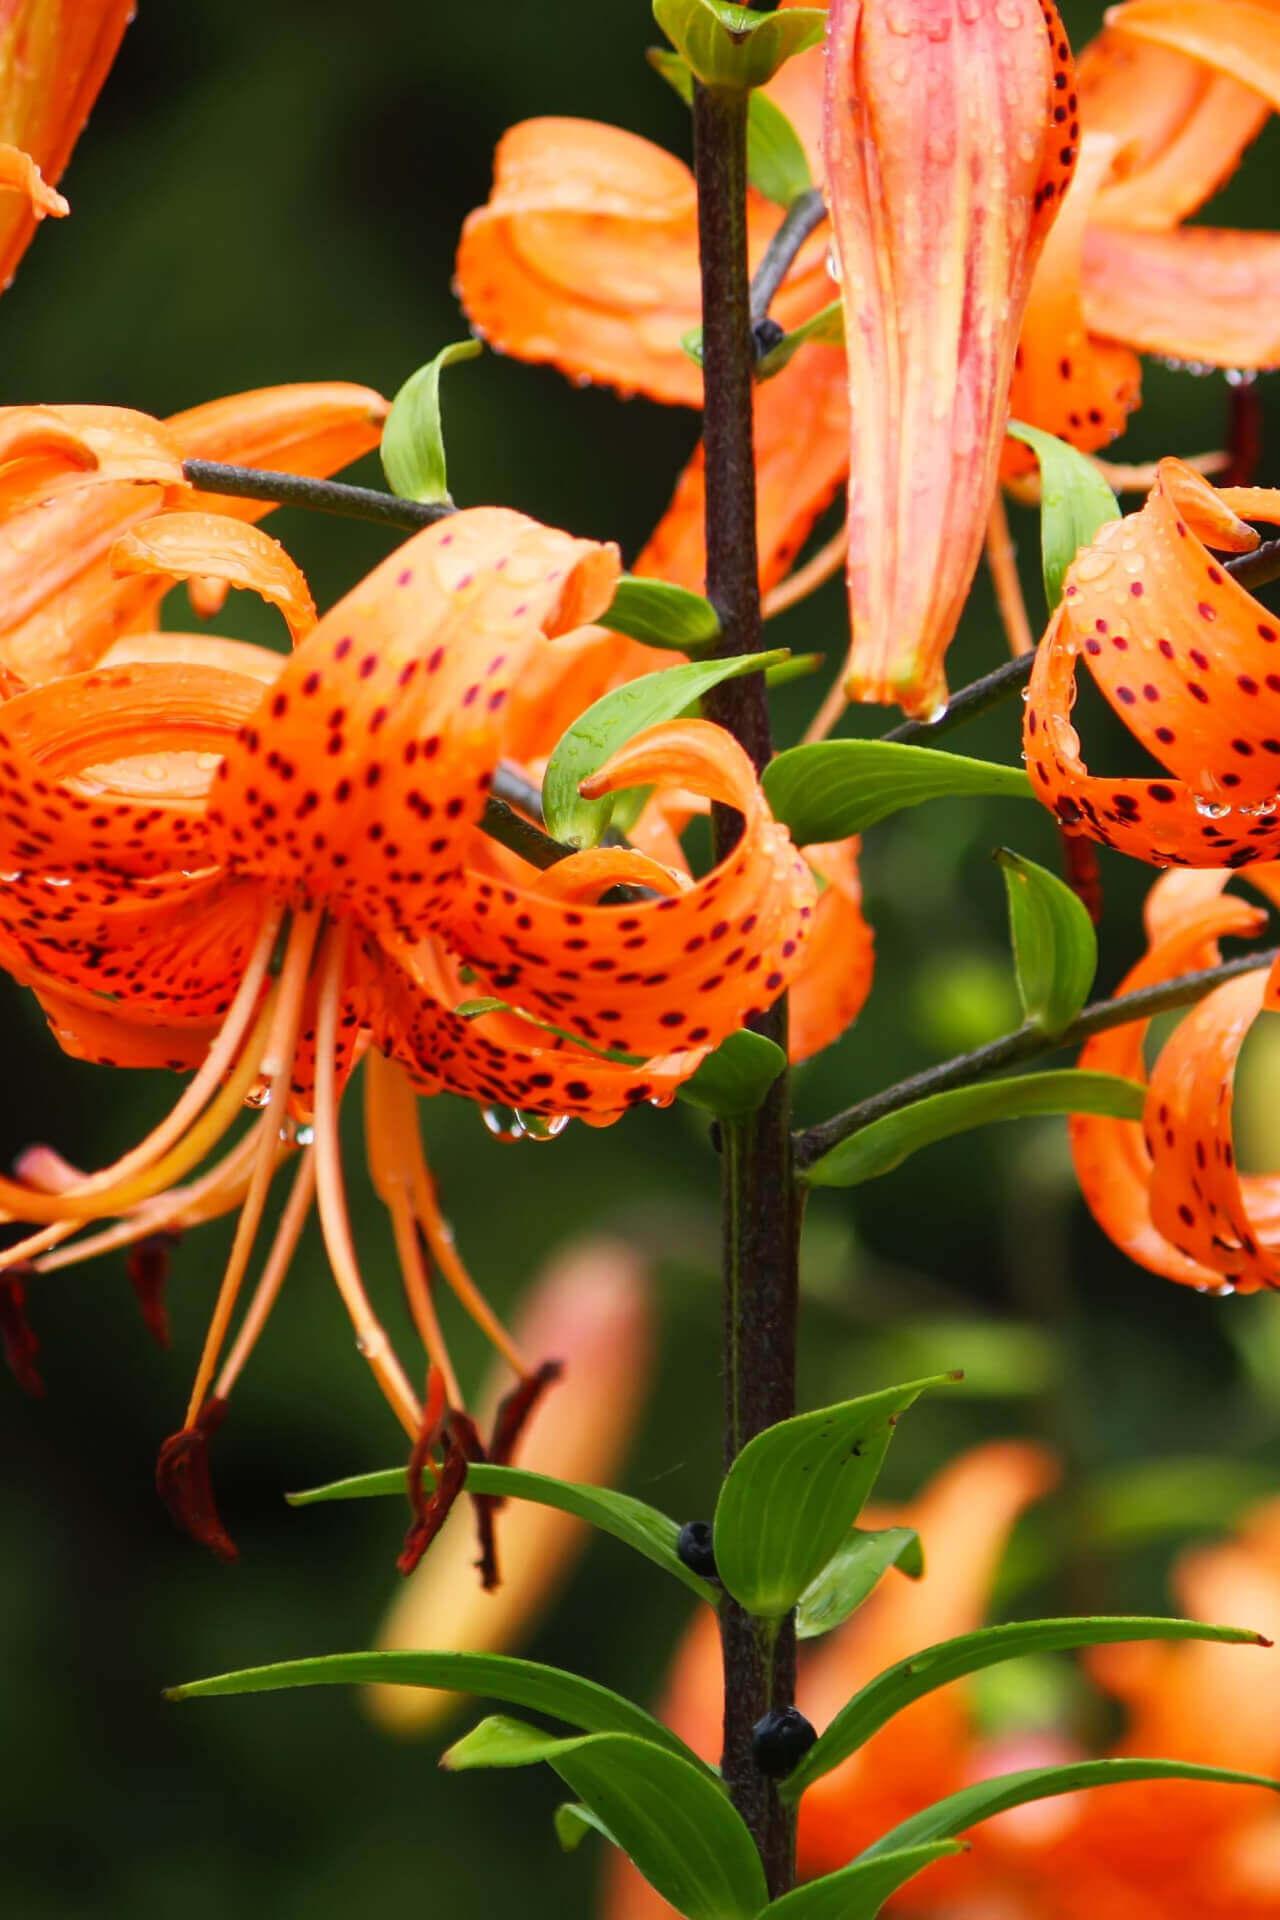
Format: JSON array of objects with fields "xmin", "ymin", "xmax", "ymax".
[
  {"xmin": 167, "ymin": 1649, "xmax": 709, "ymax": 1770},
  {"xmin": 713, "ymin": 1376, "xmax": 959, "ymax": 1619},
  {"xmin": 796, "ymin": 1528, "xmax": 924, "ymax": 1642},
  {"xmin": 676, "ymin": 1030, "xmax": 787, "ymax": 1120},
  {"xmin": 757, "ymin": 300, "xmax": 843, "ymax": 380},
  {"xmin": 762, "ymin": 741, "xmax": 1033, "ymax": 846},
  {"xmin": 543, "ymin": 648, "xmax": 790, "ymax": 848},
  {"xmin": 1006, "ymin": 421, "xmax": 1121, "ymax": 612},
  {"xmin": 859, "ymin": 1758, "xmax": 1279, "ymax": 1860},
  {"xmin": 800, "ymin": 1071, "xmax": 1146, "ymax": 1190},
  {"xmin": 555, "ymin": 1800, "xmax": 617, "ymax": 1853},
  {"xmin": 648, "ymin": 49, "xmax": 813, "ymax": 204},
  {"xmin": 1080, "ymin": 1456, "xmax": 1280, "ymax": 1554},
  {"xmin": 758, "ymin": 1843, "xmax": 966, "ymax": 1920},
  {"xmin": 653, "ymin": 0, "xmax": 826, "ymax": 90},
  {"xmin": 782, "ymin": 1616, "xmax": 1269, "ymax": 1800},
  {"xmin": 604, "ymin": 575, "xmax": 721, "ymax": 654},
  {"xmin": 995, "ymin": 848, "xmax": 1097, "ymax": 1035},
  {"xmin": 380, "ymin": 339, "xmax": 482, "ymax": 506},
  {"xmin": 287, "ymin": 1461, "xmax": 719, "ymax": 1605},
  {"xmin": 444, "ymin": 1719, "xmax": 768, "ymax": 1920}
]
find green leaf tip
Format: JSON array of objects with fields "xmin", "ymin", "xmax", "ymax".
[
  {"xmin": 763, "ymin": 739, "xmax": 1033, "ymax": 845},
  {"xmin": 604, "ymin": 576, "xmax": 720, "ymax": 653},
  {"xmin": 1006, "ymin": 421, "xmax": 1121, "ymax": 612},
  {"xmin": 380, "ymin": 338, "xmax": 482, "ymax": 507},
  {"xmin": 995, "ymin": 847, "xmax": 1097, "ymax": 1036},
  {"xmin": 652, "ymin": 0, "xmax": 825, "ymax": 89}
]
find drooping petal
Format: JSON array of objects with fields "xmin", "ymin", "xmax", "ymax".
[
  {"xmin": 0, "ymin": 404, "xmax": 185, "ymax": 511},
  {"xmin": 788, "ymin": 837, "xmax": 874, "ymax": 1064},
  {"xmin": 455, "ymin": 118, "xmax": 830, "ymax": 410},
  {"xmin": 635, "ymin": 340, "xmax": 850, "ymax": 595},
  {"xmin": 207, "ymin": 508, "xmax": 621, "ymax": 944},
  {"xmin": 441, "ymin": 718, "xmax": 817, "ymax": 1065},
  {"xmin": 1106, "ymin": 0, "xmax": 1280, "ymax": 115},
  {"xmin": 1024, "ymin": 460, "xmax": 1280, "ymax": 868},
  {"xmin": 1082, "ymin": 224, "xmax": 1280, "ymax": 373},
  {"xmin": 110, "ymin": 510, "xmax": 318, "ymax": 643},
  {"xmin": 826, "ymin": 0, "xmax": 1077, "ymax": 715},
  {"xmin": 1007, "ymin": 133, "xmax": 1142, "ymax": 461},
  {"xmin": 0, "ymin": 2, "xmax": 133, "ymax": 290},
  {"xmin": 172, "ymin": 381, "xmax": 390, "ymax": 513}
]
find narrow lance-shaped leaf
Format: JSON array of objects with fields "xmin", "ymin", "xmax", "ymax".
[
  {"xmin": 543, "ymin": 648, "xmax": 790, "ymax": 848},
  {"xmin": 713, "ymin": 1376, "xmax": 959, "ymax": 1620},
  {"xmin": 604, "ymin": 575, "xmax": 720, "ymax": 654},
  {"xmin": 758, "ymin": 1842, "xmax": 967, "ymax": 1920},
  {"xmin": 858, "ymin": 1758, "xmax": 1280, "ymax": 1861},
  {"xmin": 996, "ymin": 847, "xmax": 1097, "ymax": 1035},
  {"xmin": 796, "ymin": 1527, "xmax": 924, "ymax": 1642},
  {"xmin": 763, "ymin": 740, "xmax": 1033, "ymax": 846},
  {"xmin": 380, "ymin": 340, "xmax": 482, "ymax": 505},
  {"xmin": 1006, "ymin": 421, "xmax": 1121, "ymax": 612},
  {"xmin": 287, "ymin": 1460, "xmax": 719, "ymax": 1605},
  {"xmin": 443, "ymin": 1719, "xmax": 768, "ymax": 1920},
  {"xmin": 647, "ymin": 49, "xmax": 814, "ymax": 205},
  {"xmin": 801, "ymin": 1071, "xmax": 1147, "ymax": 1191},
  {"xmin": 167, "ymin": 1649, "xmax": 710, "ymax": 1771},
  {"xmin": 781, "ymin": 1615, "xmax": 1271, "ymax": 1800},
  {"xmin": 653, "ymin": 0, "xmax": 826, "ymax": 90}
]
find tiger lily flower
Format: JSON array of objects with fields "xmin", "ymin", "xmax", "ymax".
[
  {"xmin": 1024, "ymin": 459, "xmax": 1280, "ymax": 870},
  {"xmin": 1071, "ymin": 865, "xmax": 1280, "ymax": 1293},
  {"xmin": 0, "ymin": 2, "xmax": 132, "ymax": 291},
  {"xmin": 0, "ymin": 383, "xmax": 388, "ymax": 688},
  {"xmin": 0, "ymin": 506, "xmax": 815, "ymax": 1562}
]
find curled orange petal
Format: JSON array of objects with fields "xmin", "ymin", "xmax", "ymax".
[
  {"xmin": 0, "ymin": 142, "xmax": 67, "ymax": 221},
  {"xmin": 111, "ymin": 510, "xmax": 317, "ymax": 643},
  {"xmin": 1106, "ymin": 0, "xmax": 1280, "ymax": 110},
  {"xmin": 1024, "ymin": 459, "xmax": 1280, "ymax": 868},
  {"xmin": 1082, "ymin": 224, "xmax": 1280, "ymax": 373},
  {"xmin": 0, "ymin": 403, "xmax": 185, "ymax": 512},
  {"xmin": 827, "ymin": 0, "xmax": 1077, "ymax": 716},
  {"xmin": 173, "ymin": 381, "xmax": 390, "ymax": 517},
  {"xmin": 788, "ymin": 837, "xmax": 874, "ymax": 1065}
]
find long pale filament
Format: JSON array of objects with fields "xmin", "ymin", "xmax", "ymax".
[
  {"xmin": 985, "ymin": 489, "xmax": 1035, "ymax": 660},
  {"xmin": 763, "ymin": 520, "xmax": 848, "ymax": 620},
  {"xmin": 214, "ymin": 1150, "xmax": 318, "ymax": 1402}
]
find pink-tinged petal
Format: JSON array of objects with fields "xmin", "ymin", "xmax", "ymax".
[
  {"xmin": 367, "ymin": 1237, "xmax": 653, "ymax": 1733},
  {"xmin": 1105, "ymin": 0, "xmax": 1280, "ymax": 111},
  {"xmin": 1082, "ymin": 224, "xmax": 1280, "ymax": 371},
  {"xmin": 826, "ymin": 0, "xmax": 1077, "ymax": 717}
]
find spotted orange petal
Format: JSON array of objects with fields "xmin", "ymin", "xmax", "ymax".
[
  {"xmin": 441, "ymin": 717, "xmax": 816, "ymax": 1064},
  {"xmin": 1007, "ymin": 133, "xmax": 1143, "ymax": 462},
  {"xmin": 1024, "ymin": 460, "xmax": 1280, "ymax": 868},
  {"xmin": 455, "ymin": 117, "xmax": 829, "ymax": 410},
  {"xmin": 208, "ymin": 508, "xmax": 620, "ymax": 944},
  {"xmin": 1082, "ymin": 224, "xmax": 1280, "ymax": 373},
  {"xmin": 635, "ymin": 339, "xmax": 849, "ymax": 596},
  {"xmin": 827, "ymin": 0, "xmax": 1078, "ymax": 716},
  {"xmin": 0, "ymin": 2, "xmax": 133, "ymax": 289},
  {"xmin": 111, "ymin": 510, "xmax": 318, "ymax": 643},
  {"xmin": 788, "ymin": 838, "xmax": 874, "ymax": 1064}
]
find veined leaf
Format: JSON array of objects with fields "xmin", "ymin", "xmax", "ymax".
[
  {"xmin": 653, "ymin": 0, "xmax": 826, "ymax": 90},
  {"xmin": 287, "ymin": 1461, "xmax": 719, "ymax": 1605},
  {"xmin": 757, "ymin": 300, "xmax": 843, "ymax": 380},
  {"xmin": 757, "ymin": 1842, "xmax": 965, "ymax": 1920},
  {"xmin": 713, "ymin": 1377, "xmax": 959, "ymax": 1620},
  {"xmin": 648, "ymin": 49, "xmax": 813, "ymax": 205},
  {"xmin": 604, "ymin": 575, "xmax": 720, "ymax": 654},
  {"xmin": 996, "ymin": 848, "xmax": 1097, "ymax": 1035},
  {"xmin": 796, "ymin": 1527, "xmax": 924, "ymax": 1642},
  {"xmin": 800, "ymin": 1071, "xmax": 1146, "ymax": 1190},
  {"xmin": 543, "ymin": 648, "xmax": 790, "ymax": 848},
  {"xmin": 858, "ymin": 1757, "xmax": 1280, "ymax": 1860},
  {"xmin": 677, "ymin": 1030, "xmax": 787, "ymax": 1119},
  {"xmin": 168, "ymin": 1649, "xmax": 709, "ymax": 1771},
  {"xmin": 782, "ymin": 1616, "xmax": 1270, "ymax": 1800},
  {"xmin": 380, "ymin": 339, "xmax": 482, "ymax": 506},
  {"xmin": 763, "ymin": 740, "xmax": 1032, "ymax": 845},
  {"xmin": 443, "ymin": 1719, "xmax": 767, "ymax": 1920},
  {"xmin": 1006, "ymin": 421, "xmax": 1121, "ymax": 612}
]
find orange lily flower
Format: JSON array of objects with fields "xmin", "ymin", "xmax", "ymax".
[
  {"xmin": 370, "ymin": 1236, "xmax": 653, "ymax": 1735},
  {"xmin": 0, "ymin": 506, "xmax": 815, "ymax": 1562},
  {"xmin": 0, "ymin": 2, "xmax": 132, "ymax": 292},
  {"xmin": 1025, "ymin": 459, "xmax": 1280, "ymax": 871},
  {"xmin": 1071, "ymin": 864, "xmax": 1280, "ymax": 1293},
  {"xmin": 0, "ymin": 383, "xmax": 389, "ymax": 688}
]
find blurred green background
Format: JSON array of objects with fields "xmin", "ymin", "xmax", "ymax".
[{"xmin": 3, "ymin": 1, "xmax": 1280, "ymax": 1912}]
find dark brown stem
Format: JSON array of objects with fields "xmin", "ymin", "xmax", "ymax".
[
  {"xmin": 692, "ymin": 77, "xmax": 798, "ymax": 1898},
  {"xmin": 182, "ymin": 460, "xmax": 454, "ymax": 533}
]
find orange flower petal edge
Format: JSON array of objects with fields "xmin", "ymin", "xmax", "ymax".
[
  {"xmin": 826, "ymin": 0, "xmax": 1078, "ymax": 717},
  {"xmin": 1025, "ymin": 460, "xmax": 1280, "ymax": 869},
  {"xmin": 788, "ymin": 838, "xmax": 874, "ymax": 1065},
  {"xmin": 110, "ymin": 511, "xmax": 318, "ymax": 644}
]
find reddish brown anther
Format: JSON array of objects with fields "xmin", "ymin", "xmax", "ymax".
[
  {"xmin": 398, "ymin": 1428, "xmax": 469, "ymax": 1578},
  {"xmin": 126, "ymin": 1231, "xmax": 180, "ymax": 1348},
  {"xmin": 0, "ymin": 1267, "xmax": 43, "ymax": 1397},
  {"xmin": 489, "ymin": 1358, "xmax": 564, "ymax": 1468},
  {"xmin": 155, "ymin": 1396, "xmax": 237, "ymax": 1561},
  {"xmin": 450, "ymin": 1406, "xmax": 500, "ymax": 1592},
  {"xmin": 1060, "ymin": 831, "xmax": 1104, "ymax": 927}
]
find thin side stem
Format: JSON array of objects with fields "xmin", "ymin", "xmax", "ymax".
[
  {"xmin": 182, "ymin": 461, "xmax": 454, "ymax": 533},
  {"xmin": 749, "ymin": 187, "xmax": 827, "ymax": 327},
  {"xmin": 693, "ymin": 77, "xmax": 798, "ymax": 1898},
  {"xmin": 794, "ymin": 943, "xmax": 1280, "ymax": 1171}
]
